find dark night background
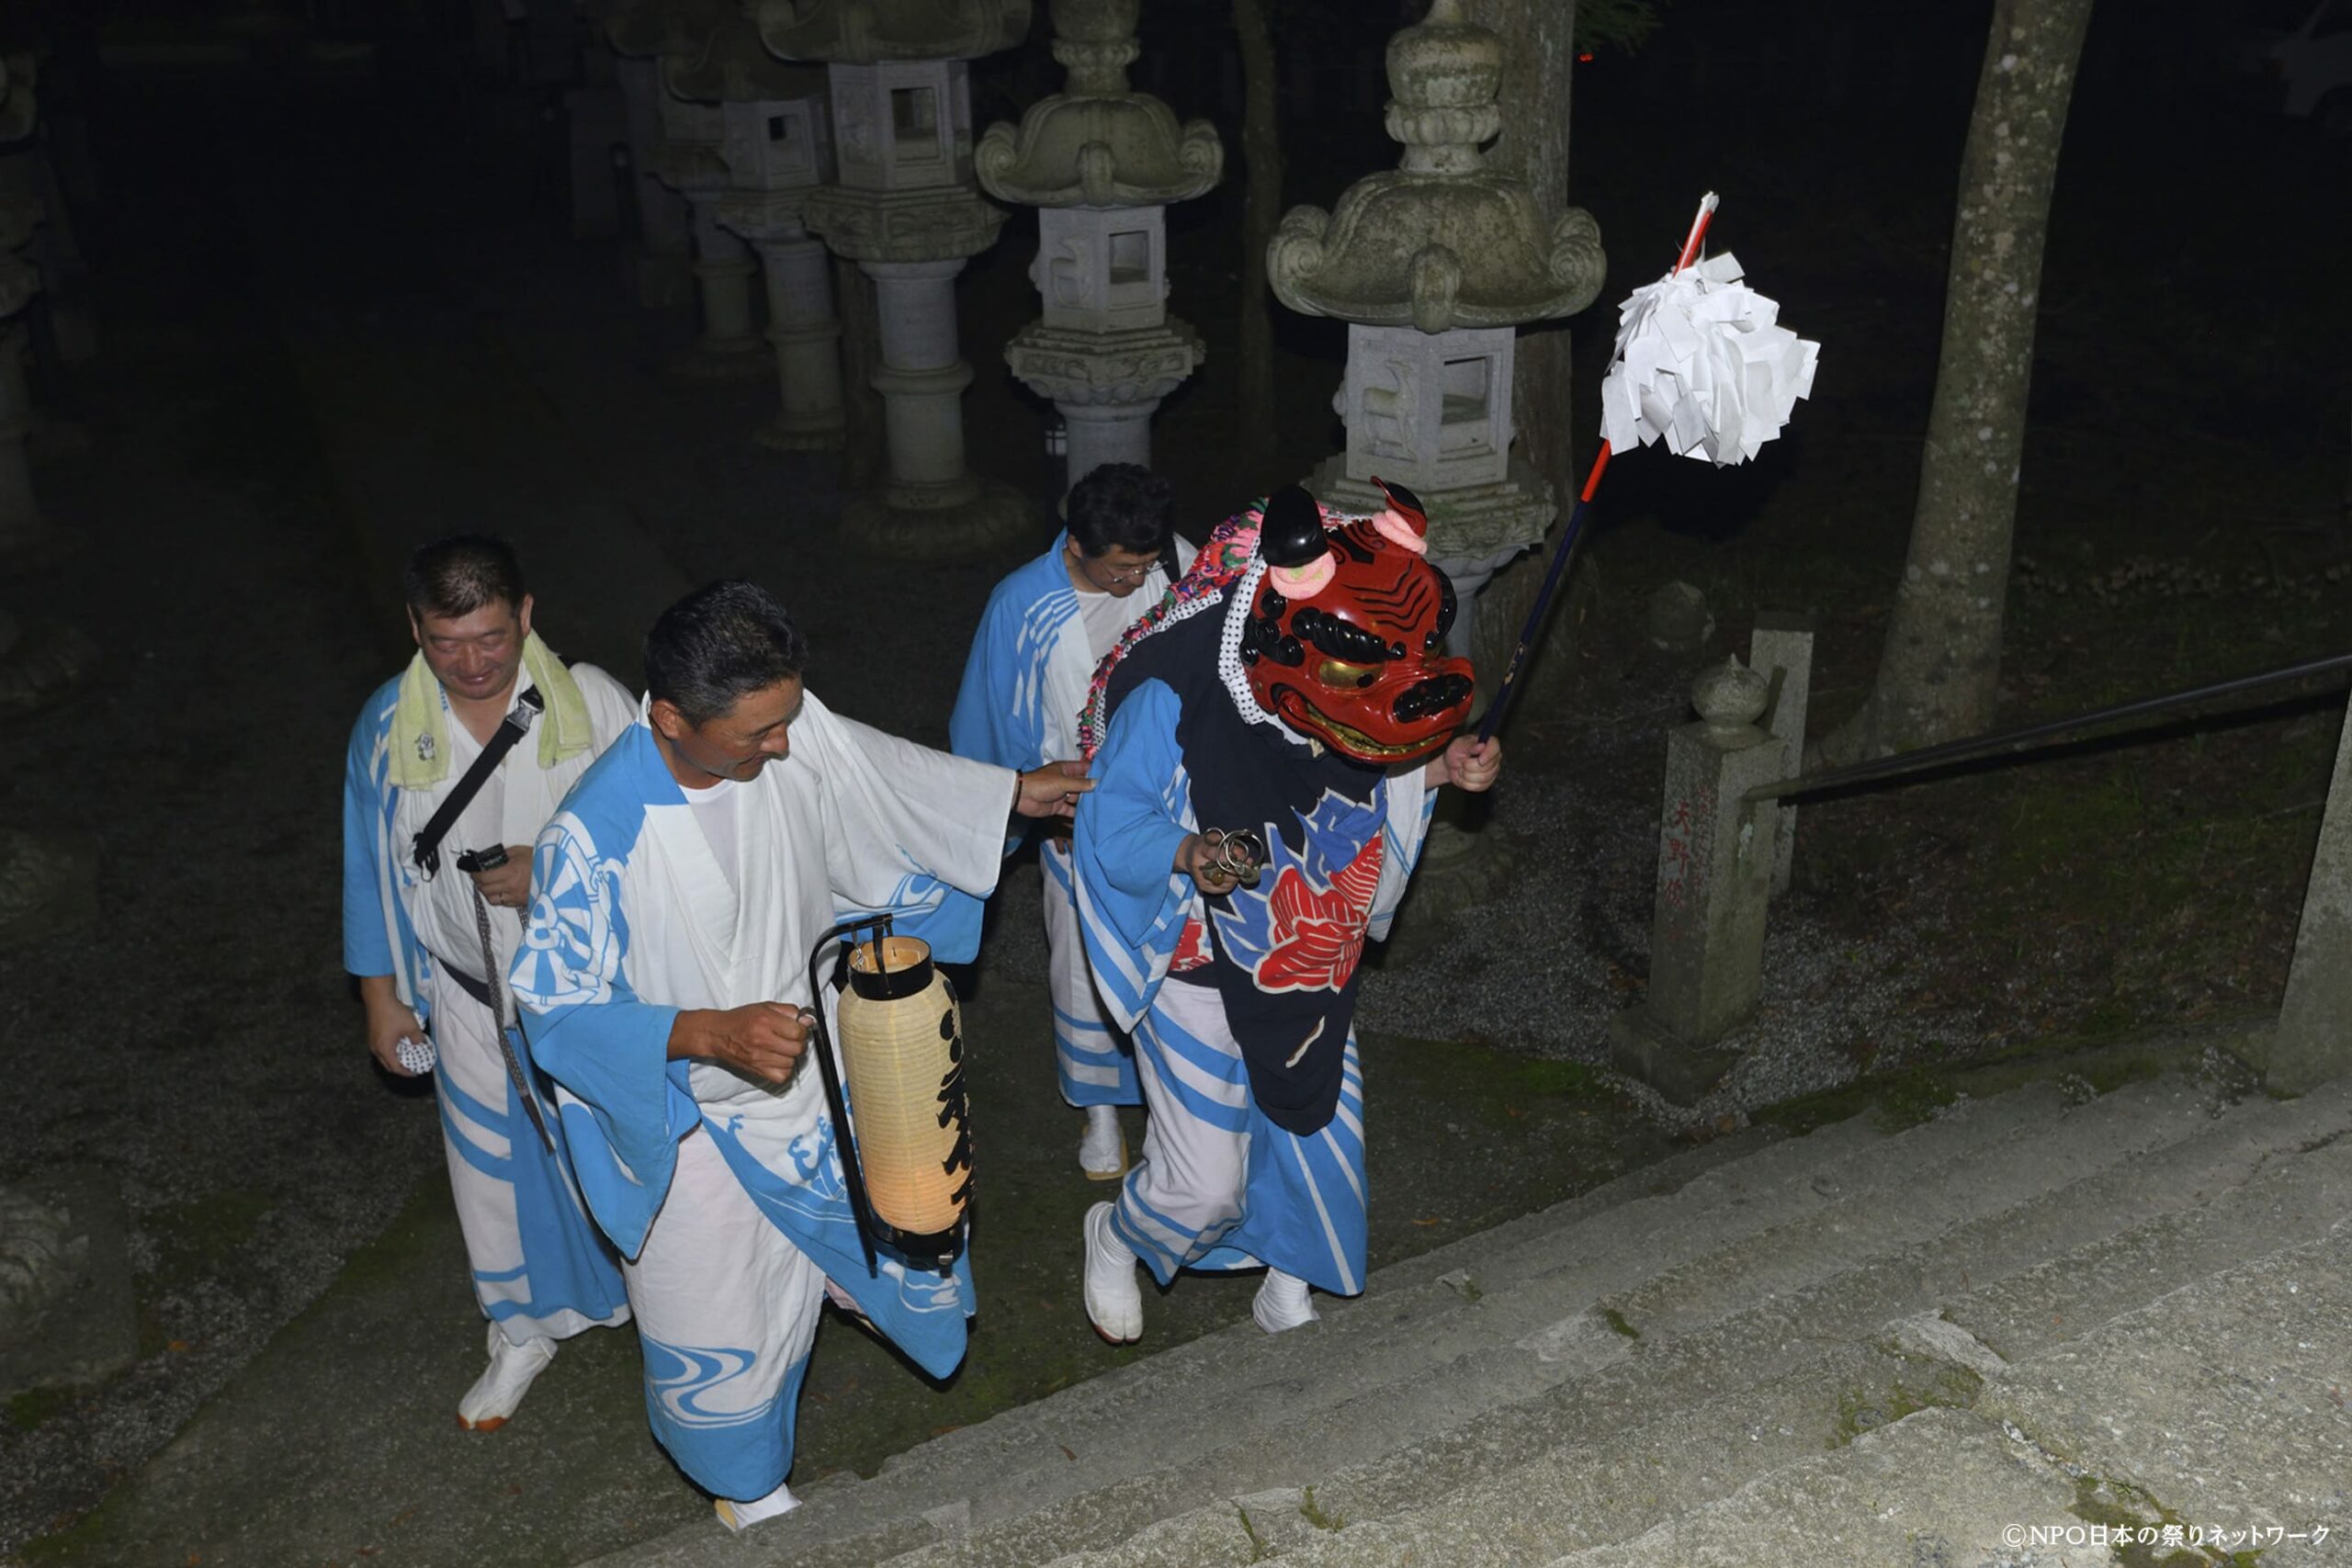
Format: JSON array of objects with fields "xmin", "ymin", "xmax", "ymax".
[{"xmin": 0, "ymin": 0, "xmax": 2346, "ymax": 1561}]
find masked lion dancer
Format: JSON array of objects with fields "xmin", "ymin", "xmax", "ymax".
[{"xmin": 1069, "ymin": 482, "xmax": 1501, "ymax": 1341}]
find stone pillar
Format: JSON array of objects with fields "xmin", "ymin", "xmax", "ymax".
[
  {"xmin": 867, "ymin": 259, "xmax": 977, "ymax": 492},
  {"xmin": 2270, "ymin": 689, "xmax": 2352, "ymax": 1092},
  {"xmin": 656, "ymin": 92, "xmax": 767, "ymax": 378},
  {"xmin": 712, "ymin": 82, "xmax": 843, "ymax": 451},
  {"xmin": 730, "ymin": 215, "xmax": 844, "ymax": 451},
  {"xmin": 978, "ymin": 0, "xmax": 1221, "ymax": 497},
  {"xmin": 1608, "ymin": 656, "xmax": 1800, "ymax": 1104},
  {"xmin": 1749, "ymin": 612, "xmax": 1815, "ymax": 897},
  {"xmin": 613, "ymin": 51, "xmax": 693, "ymax": 306}
]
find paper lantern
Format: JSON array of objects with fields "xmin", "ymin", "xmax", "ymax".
[
  {"xmin": 837, "ymin": 934, "xmax": 972, "ymax": 1247},
  {"xmin": 801, "ymin": 916, "xmax": 972, "ymax": 1271}
]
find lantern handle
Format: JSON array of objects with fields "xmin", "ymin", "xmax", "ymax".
[{"xmin": 803, "ymin": 912, "xmax": 896, "ymax": 1275}]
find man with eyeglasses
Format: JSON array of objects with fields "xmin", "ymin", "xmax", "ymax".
[{"xmin": 951, "ymin": 463, "xmax": 1197, "ymax": 1179}]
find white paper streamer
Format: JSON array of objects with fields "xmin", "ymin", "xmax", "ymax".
[{"xmin": 1598, "ymin": 252, "xmax": 1819, "ymax": 467}]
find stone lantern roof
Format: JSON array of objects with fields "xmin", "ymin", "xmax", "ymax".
[
  {"xmin": 975, "ymin": 0, "xmax": 1220, "ymax": 209},
  {"xmin": 663, "ymin": 14, "xmax": 828, "ymax": 102},
  {"xmin": 1268, "ymin": 0, "xmax": 1605, "ymax": 334},
  {"xmin": 595, "ymin": 0, "xmax": 736, "ymax": 61},
  {"xmin": 754, "ymin": 0, "xmax": 1032, "ymax": 64}
]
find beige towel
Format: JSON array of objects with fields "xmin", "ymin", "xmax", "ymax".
[{"xmin": 387, "ymin": 630, "xmax": 593, "ymax": 791}]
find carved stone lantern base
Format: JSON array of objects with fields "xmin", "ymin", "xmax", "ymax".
[
  {"xmin": 1005, "ymin": 315, "xmax": 1204, "ymax": 484},
  {"xmin": 842, "ymin": 472, "xmax": 1035, "ymax": 562}
]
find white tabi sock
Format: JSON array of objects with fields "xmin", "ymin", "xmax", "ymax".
[
  {"xmin": 1252, "ymin": 1269, "xmax": 1320, "ymax": 1335},
  {"xmin": 1079, "ymin": 1105, "xmax": 1127, "ymax": 1179},
  {"xmin": 1082, "ymin": 1201, "xmax": 1143, "ymax": 1344},
  {"xmin": 457, "ymin": 1322, "xmax": 557, "ymax": 1430},
  {"xmin": 713, "ymin": 1480, "xmax": 799, "ymax": 1533}
]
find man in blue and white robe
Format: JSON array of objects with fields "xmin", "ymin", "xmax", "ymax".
[
  {"xmin": 512, "ymin": 580, "xmax": 1088, "ymax": 1532},
  {"xmin": 342, "ymin": 535, "xmax": 634, "ymax": 1429},
  {"xmin": 951, "ymin": 462, "xmax": 1195, "ymax": 1179}
]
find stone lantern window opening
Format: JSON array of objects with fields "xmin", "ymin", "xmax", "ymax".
[
  {"xmin": 722, "ymin": 96, "xmax": 831, "ymax": 193},
  {"xmin": 1339, "ymin": 322, "xmax": 1515, "ymax": 491},
  {"xmin": 1032, "ymin": 205, "xmax": 1167, "ymax": 333},
  {"xmin": 1439, "ymin": 353, "xmax": 1496, "ymax": 457},
  {"xmin": 1107, "ymin": 227, "xmax": 1149, "ymax": 287},
  {"xmin": 829, "ymin": 61, "xmax": 973, "ymax": 193},
  {"xmin": 890, "ymin": 85, "xmax": 942, "ymax": 164}
]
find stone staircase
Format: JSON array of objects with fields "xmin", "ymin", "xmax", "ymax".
[{"xmin": 591, "ymin": 1069, "xmax": 2352, "ymax": 1568}]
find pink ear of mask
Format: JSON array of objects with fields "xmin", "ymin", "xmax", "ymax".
[
  {"xmin": 1270, "ymin": 554, "xmax": 1338, "ymax": 597},
  {"xmin": 1372, "ymin": 508, "xmax": 1430, "ymax": 555}
]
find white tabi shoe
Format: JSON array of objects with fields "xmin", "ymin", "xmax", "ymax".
[
  {"xmin": 457, "ymin": 1322, "xmax": 557, "ymax": 1431},
  {"xmin": 1251, "ymin": 1269, "xmax": 1320, "ymax": 1335},
  {"xmin": 1078, "ymin": 1105, "xmax": 1128, "ymax": 1180},
  {"xmin": 713, "ymin": 1480, "xmax": 800, "ymax": 1533},
  {"xmin": 1082, "ymin": 1201, "xmax": 1143, "ymax": 1344}
]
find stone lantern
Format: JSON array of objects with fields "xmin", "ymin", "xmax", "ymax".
[
  {"xmin": 760, "ymin": 0, "xmax": 1035, "ymax": 559},
  {"xmin": 978, "ymin": 0, "xmax": 1220, "ymax": 492},
  {"xmin": 652, "ymin": 75, "xmax": 771, "ymax": 378},
  {"xmin": 601, "ymin": 0, "xmax": 765, "ymax": 354},
  {"xmin": 667, "ymin": 18, "xmax": 848, "ymax": 451},
  {"xmin": 1270, "ymin": 0, "xmax": 1604, "ymax": 917},
  {"xmin": 1268, "ymin": 0, "xmax": 1604, "ymax": 657},
  {"xmin": 597, "ymin": 0, "xmax": 695, "ymax": 307}
]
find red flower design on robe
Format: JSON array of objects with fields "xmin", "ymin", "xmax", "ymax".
[
  {"xmin": 1170, "ymin": 917, "xmax": 1213, "ymax": 973},
  {"xmin": 1251, "ymin": 832, "xmax": 1385, "ymax": 993}
]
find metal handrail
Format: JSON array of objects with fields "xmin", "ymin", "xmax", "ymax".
[{"xmin": 1744, "ymin": 650, "xmax": 2352, "ymax": 806}]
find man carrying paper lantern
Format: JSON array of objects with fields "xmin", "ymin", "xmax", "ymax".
[
  {"xmin": 1069, "ymin": 482, "xmax": 1501, "ymax": 1342},
  {"xmin": 950, "ymin": 462, "xmax": 1200, "ymax": 1181},
  {"xmin": 510, "ymin": 581, "xmax": 1089, "ymax": 1533}
]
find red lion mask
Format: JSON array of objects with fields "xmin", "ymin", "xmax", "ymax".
[{"xmin": 1238, "ymin": 480, "xmax": 1475, "ymax": 765}]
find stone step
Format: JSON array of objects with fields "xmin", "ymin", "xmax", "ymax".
[
  {"xmin": 1541, "ymin": 1405, "xmax": 2077, "ymax": 1568},
  {"xmin": 582, "ymin": 1107, "xmax": 1901, "ymax": 1568},
  {"xmin": 868, "ymin": 1080, "xmax": 2176, "ymax": 1568},
  {"xmin": 860, "ymin": 1087, "xmax": 2088, "ymax": 1565},
  {"xmin": 1225, "ymin": 1085, "xmax": 2352, "ymax": 1567},
  {"xmin": 1976, "ymin": 1214, "xmax": 2352, "ymax": 1565}
]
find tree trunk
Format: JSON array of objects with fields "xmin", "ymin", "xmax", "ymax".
[
  {"xmin": 1461, "ymin": 0, "xmax": 1587, "ymax": 709},
  {"xmin": 1820, "ymin": 0, "xmax": 2094, "ymax": 764},
  {"xmin": 1233, "ymin": 0, "xmax": 1282, "ymax": 477}
]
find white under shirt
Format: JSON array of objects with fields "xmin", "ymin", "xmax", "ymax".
[{"xmin": 684, "ymin": 775, "xmax": 742, "ymax": 896}]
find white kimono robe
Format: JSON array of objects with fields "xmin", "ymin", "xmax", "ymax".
[
  {"xmin": 342, "ymin": 663, "xmax": 638, "ymax": 1344},
  {"xmin": 511, "ymin": 694, "xmax": 1012, "ymax": 1502},
  {"xmin": 948, "ymin": 533, "xmax": 1193, "ymax": 1109}
]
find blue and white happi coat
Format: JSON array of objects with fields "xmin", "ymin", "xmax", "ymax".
[
  {"xmin": 511, "ymin": 695, "xmax": 1010, "ymax": 1501},
  {"xmin": 341, "ymin": 664, "xmax": 638, "ymax": 1344},
  {"xmin": 949, "ymin": 534, "xmax": 1189, "ymax": 1111},
  {"xmin": 1072, "ymin": 668, "xmax": 1431, "ymax": 1298}
]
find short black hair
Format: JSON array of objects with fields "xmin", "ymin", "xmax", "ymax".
[
  {"xmin": 404, "ymin": 535, "xmax": 527, "ymax": 619},
  {"xmin": 643, "ymin": 580, "xmax": 808, "ymax": 727},
  {"xmin": 1067, "ymin": 463, "xmax": 1176, "ymax": 558}
]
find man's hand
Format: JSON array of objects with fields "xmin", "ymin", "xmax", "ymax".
[
  {"xmin": 1425, "ymin": 734, "xmax": 1503, "ymax": 793},
  {"xmin": 468, "ymin": 845, "xmax": 537, "ymax": 910},
  {"xmin": 1173, "ymin": 833, "xmax": 1240, "ymax": 895},
  {"xmin": 1014, "ymin": 761, "xmax": 1094, "ymax": 820},
  {"xmin": 360, "ymin": 974, "xmax": 427, "ymax": 1077},
  {"xmin": 670, "ymin": 1002, "xmax": 813, "ymax": 1085}
]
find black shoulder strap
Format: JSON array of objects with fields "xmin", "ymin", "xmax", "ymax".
[{"xmin": 410, "ymin": 687, "xmax": 543, "ymax": 877}]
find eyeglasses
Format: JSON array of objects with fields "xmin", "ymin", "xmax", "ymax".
[{"xmin": 1094, "ymin": 562, "xmax": 1151, "ymax": 585}]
